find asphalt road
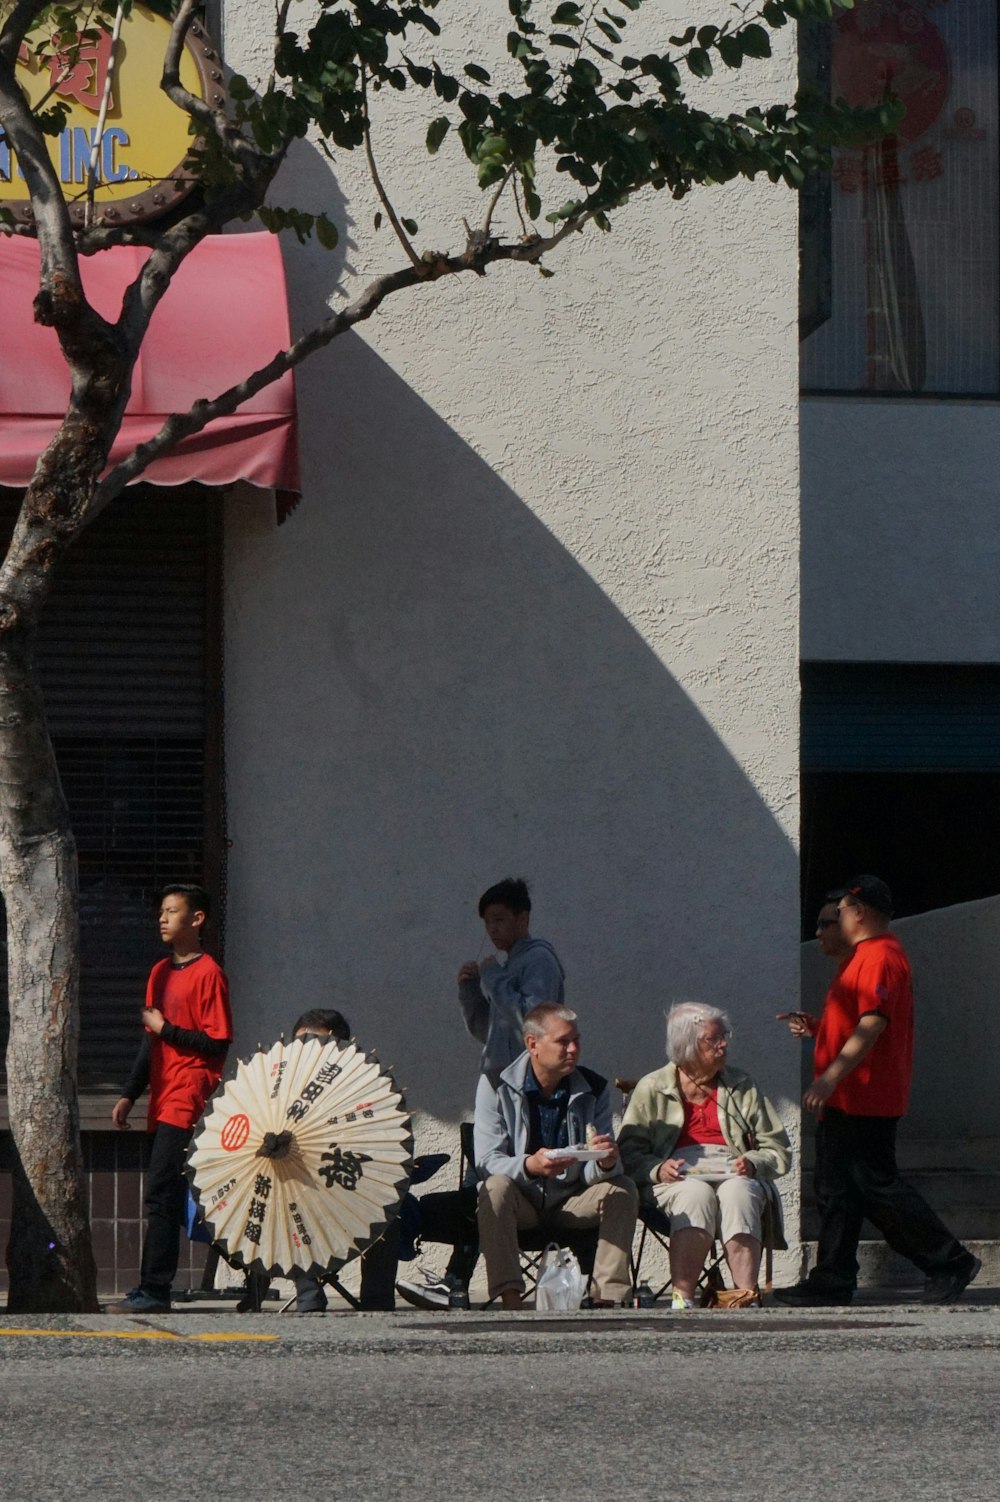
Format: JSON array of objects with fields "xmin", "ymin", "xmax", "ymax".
[{"xmin": 1, "ymin": 1301, "xmax": 997, "ymax": 1501}]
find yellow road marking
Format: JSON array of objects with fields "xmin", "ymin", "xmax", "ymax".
[{"xmin": 0, "ymin": 1327, "xmax": 278, "ymax": 1343}]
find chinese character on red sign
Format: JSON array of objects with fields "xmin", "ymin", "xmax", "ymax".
[
  {"xmin": 909, "ymin": 146, "xmax": 944, "ymax": 182},
  {"xmin": 832, "ymin": 155, "xmax": 866, "ymax": 194},
  {"xmin": 49, "ymin": 29, "xmax": 114, "ymax": 112}
]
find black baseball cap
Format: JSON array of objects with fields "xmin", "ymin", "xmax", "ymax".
[{"xmin": 827, "ymin": 875, "xmax": 894, "ymax": 918}]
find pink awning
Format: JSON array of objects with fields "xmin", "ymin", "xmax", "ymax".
[{"xmin": 0, "ymin": 231, "xmax": 299, "ymax": 503}]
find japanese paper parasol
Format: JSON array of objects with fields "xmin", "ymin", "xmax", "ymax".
[{"xmin": 187, "ymin": 1035, "xmax": 413, "ymax": 1278}]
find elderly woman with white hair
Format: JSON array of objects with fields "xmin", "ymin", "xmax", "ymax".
[{"xmin": 619, "ymin": 1002, "xmax": 790, "ymax": 1307}]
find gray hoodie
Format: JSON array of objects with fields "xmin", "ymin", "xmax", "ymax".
[{"xmin": 459, "ymin": 935, "xmax": 565, "ymax": 1080}]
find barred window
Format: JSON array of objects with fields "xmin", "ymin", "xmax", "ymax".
[
  {"xmin": 0, "ymin": 487, "xmax": 224, "ymax": 1089},
  {"xmin": 801, "ymin": 0, "xmax": 1000, "ymax": 396}
]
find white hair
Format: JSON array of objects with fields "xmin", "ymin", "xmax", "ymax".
[
  {"xmin": 522, "ymin": 1004, "xmax": 577, "ymax": 1040},
  {"xmin": 666, "ymin": 1002, "xmax": 732, "ymax": 1068}
]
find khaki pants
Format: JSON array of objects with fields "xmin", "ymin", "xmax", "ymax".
[
  {"xmin": 650, "ymin": 1174, "xmax": 766, "ymax": 1242},
  {"xmin": 478, "ymin": 1173, "xmax": 639, "ymax": 1304}
]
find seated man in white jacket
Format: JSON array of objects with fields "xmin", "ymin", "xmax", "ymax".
[{"xmin": 475, "ymin": 1003, "xmax": 638, "ymax": 1310}]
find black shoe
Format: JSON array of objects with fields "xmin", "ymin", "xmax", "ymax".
[
  {"xmin": 922, "ymin": 1254, "xmax": 982, "ymax": 1305},
  {"xmin": 772, "ymin": 1282, "xmax": 853, "ymax": 1307},
  {"xmin": 104, "ymin": 1287, "xmax": 171, "ymax": 1314}
]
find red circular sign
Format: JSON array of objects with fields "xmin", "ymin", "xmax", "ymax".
[
  {"xmin": 221, "ymin": 1114, "xmax": 251, "ymax": 1151},
  {"xmin": 833, "ymin": 3, "xmax": 949, "ymax": 146}
]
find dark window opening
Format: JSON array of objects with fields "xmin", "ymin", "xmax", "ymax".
[
  {"xmin": 801, "ymin": 662, "xmax": 1000, "ymax": 936},
  {"xmin": 0, "ymin": 487, "xmax": 224, "ymax": 1089}
]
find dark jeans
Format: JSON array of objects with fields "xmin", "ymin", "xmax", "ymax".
[
  {"xmin": 419, "ymin": 1187, "xmax": 480, "ymax": 1288},
  {"xmin": 140, "ymin": 1122, "xmax": 193, "ymax": 1302},
  {"xmin": 292, "ymin": 1216, "xmax": 402, "ymax": 1311},
  {"xmin": 358, "ymin": 1216, "xmax": 401, "ymax": 1310},
  {"xmin": 809, "ymin": 1108, "xmax": 969, "ymax": 1292}
]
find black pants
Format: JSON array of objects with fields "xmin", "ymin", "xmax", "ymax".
[
  {"xmin": 419, "ymin": 1187, "xmax": 480, "ymax": 1288},
  {"xmin": 140, "ymin": 1122, "xmax": 193, "ymax": 1301},
  {"xmin": 291, "ymin": 1216, "xmax": 402, "ymax": 1311},
  {"xmin": 809, "ymin": 1109, "xmax": 968, "ymax": 1292}
]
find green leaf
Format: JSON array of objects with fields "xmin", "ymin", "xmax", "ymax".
[
  {"xmin": 432, "ymin": 62, "xmax": 460, "ymax": 101},
  {"xmin": 316, "ymin": 214, "xmax": 339, "ymax": 250},
  {"xmin": 401, "ymin": 217, "xmax": 419, "ymax": 235},
  {"xmin": 477, "ymin": 157, "xmax": 507, "ymax": 187},
  {"xmin": 426, "ymin": 116, "xmax": 451, "ymax": 153},
  {"xmin": 545, "ymin": 197, "xmax": 583, "ymax": 222},
  {"xmin": 686, "ymin": 47, "xmax": 713, "ymax": 79},
  {"xmin": 404, "ymin": 57, "xmax": 433, "ymax": 87},
  {"xmin": 537, "ymin": 264, "xmax": 555, "ymax": 277},
  {"xmin": 740, "ymin": 24, "xmax": 772, "ymax": 59},
  {"xmin": 478, "ymin": 134, "xmax": 508, "ymax": 158},
  {"xmin": 551, "ymin": 2, "xmax": 584, "ymax": 21},
  {"xmin": 549, "ymin": 32, "xmax": 579, "ymax": 47}
]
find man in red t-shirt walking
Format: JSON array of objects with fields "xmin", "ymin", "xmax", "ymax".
[
  {"xmin": 107, "ymin": 884, "xmax": 233, "ymax": 1314},
  {"xmin": 776, "ymin": 875, "xmax": 979, "ymax": 1307}
]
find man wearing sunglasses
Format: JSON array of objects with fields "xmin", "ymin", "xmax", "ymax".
[{"xmin": 776, "ymin": 875, "xmax": 979, "ymax": 1307}]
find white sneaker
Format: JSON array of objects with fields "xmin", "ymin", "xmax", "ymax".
[
  {"xmin": 395, "ymin": 1267, "xmax": 459, "ymax": 1310},
  {"xmin": 670, "ymin": 1290, "xmax": 695, "ymax": 1311}
]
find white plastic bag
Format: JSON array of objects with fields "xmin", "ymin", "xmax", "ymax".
[{"xmin": 535, "ymin": 1243, "xmax": 588, "ymax": 1312}]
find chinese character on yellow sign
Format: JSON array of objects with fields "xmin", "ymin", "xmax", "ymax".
[{"xmin": 1, "ymin": 4, "xmax": 223, "ymax": 225}]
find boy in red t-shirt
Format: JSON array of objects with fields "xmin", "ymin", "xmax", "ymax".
[{"xmin": 107, "ymin": 884, "xmax": 232, "ymax": 1314}]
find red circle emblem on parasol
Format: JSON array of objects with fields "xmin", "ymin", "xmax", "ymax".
[{"xmin": 220, "ymin": 1113, "xmax": 251, "ymax": 1151}]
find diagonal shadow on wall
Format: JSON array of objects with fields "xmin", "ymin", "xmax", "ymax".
[{"xmin": 224, "ymin": 261, "xmax": 800, "ymax": 1125}]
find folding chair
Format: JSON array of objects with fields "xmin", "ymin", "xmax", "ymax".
[
  {"xmin": 405, "ymin": 1122, "xmax": 599, "ymax": 1305},
  {"xmin": 457, "ymin": 1123, "xmax": 599, "ymax": 1307},
  {"xmin": 276, "ymin": 1152, "xmax": 451, "ymax": 1313},
  {"xmin": 491, "ymin": 1222, "xmax": 598, "ymax": 1308}
]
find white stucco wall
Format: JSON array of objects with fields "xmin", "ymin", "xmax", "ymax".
[
  {"xmin": 218, "ymin": 2, "xmax": 803, "ymax": 1262},
  {"xmin": 802, "ymin": 397, "xmax": 1000, "ymax": 662}
]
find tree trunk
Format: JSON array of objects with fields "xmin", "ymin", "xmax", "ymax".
[{"xmin": 0, "ymin": 613, "xmax": 98, "ymax": 1312}]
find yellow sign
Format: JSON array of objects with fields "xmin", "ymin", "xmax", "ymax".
[{"xmin": 1, "ymin": 5, "xmax": 224, "ymax": 225}]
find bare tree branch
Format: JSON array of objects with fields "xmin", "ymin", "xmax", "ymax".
[
  {"xmin": 482, "ymin": 167, "xmax": 515, "ymax": 239},
  {"xmin": 512, "ymin": 175, "xmax": 530, "ymax": 239},
  {"xmin": 161, "ymin": 0, "xmax": 223, "ymax": 138},
  {"xmin": 91, "ymin": 217, "xmax": 596, "ymax": 517},
  {"xmin": 0, "ymin": 48, "xmax": 86, "ymax": 320},
  {"xmin": 360, "ymin": 64, "xmax": 424, "ymax": 274},
  {"xmin": 0, "ymin": 0, "xmax": 44, "ymax": 65},
  {"xmin": 275, "ymin": 0, "xmax": 293, "ymax": 61}
]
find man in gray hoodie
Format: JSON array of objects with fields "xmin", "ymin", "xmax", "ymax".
[
  {"xmin": 398, "ymin": 878, "xmax": 567, "ymax": 1311},
  {"xmin": 458, "ymin": 877, "xmax": 566, "ymax": 1082}
]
